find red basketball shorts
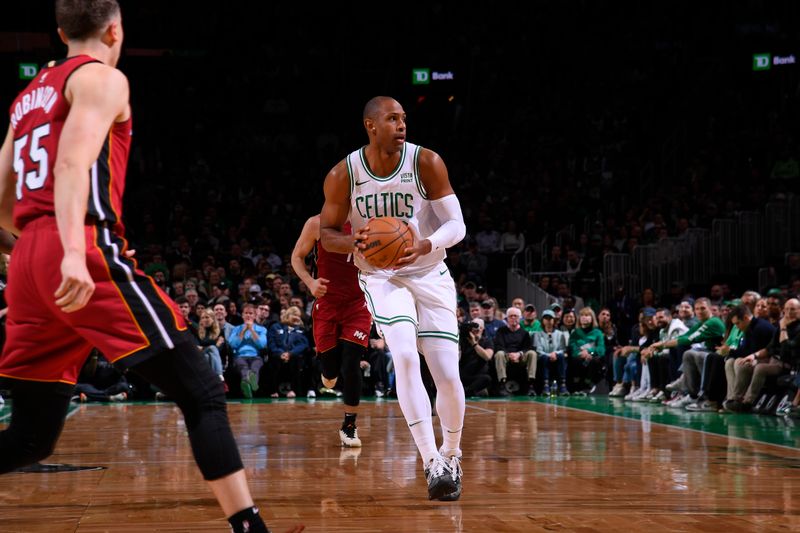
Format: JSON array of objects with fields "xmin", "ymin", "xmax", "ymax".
[
  {"xmin": 0, "ymin": 217, "xmax": 189, "ymax": 385},
  {"xmin": 311, "ymin": 296, "xmax": 371, "ymax": 353}
]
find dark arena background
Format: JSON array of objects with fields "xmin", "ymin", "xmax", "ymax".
[{"xmin": 1, "ymin": 1, "xmax": 800, "ymax": 532}]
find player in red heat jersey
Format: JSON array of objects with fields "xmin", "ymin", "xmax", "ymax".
[
  {"xmin": 0, "ymin": 2, "xmax": 301, "ymax": 532},
  {"xmin": 291, "ymin": 214, "xmax": 372, "ymax": 447}
]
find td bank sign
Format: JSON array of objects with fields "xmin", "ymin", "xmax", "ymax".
[
  {"xmin": 412, "ymin": 68, "xmax": 455, "ymax": 85},
  {"xmin": 753, "ymin": 53, "xmax": 796, "ymax": 71}
]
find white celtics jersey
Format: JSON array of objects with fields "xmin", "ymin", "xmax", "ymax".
[{"xmin": 347, "ymin": 141, "xmax": 445, "ymax": 275}]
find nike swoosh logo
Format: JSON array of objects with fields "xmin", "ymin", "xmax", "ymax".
[
  {"xmin": 439, "ymin": 269, "xmax": 448, "ymax": 276},
  {"xmin": 408, "ymin": 420, "xmax": 422, "ymax": 427},
  {"xmin": 355, "ymin": 180, "xmax": 369, "ymax": 186}
]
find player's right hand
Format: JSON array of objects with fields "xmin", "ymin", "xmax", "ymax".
[
  {"xmin": 352, "ymin": 227, "xmax": 370, "ymax": 253},
  {"xmin": 309, "ymin": 277, "xmax": 329, "ymax": 298},
  {"xmin": 55, "ymin": 252, "xmax": 95, "ymax": 313}
]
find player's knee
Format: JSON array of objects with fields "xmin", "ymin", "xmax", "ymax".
[
  {"xmin": 341, "ymin": 343, "xmax": 363, "ymax": 370},
  {"xmin": 178, "ymin": 378, "xmax": 227, "ymax": 431},
  {"xmin": 320, "ymin": 346, "xmax": 343, "ymax": 380}
]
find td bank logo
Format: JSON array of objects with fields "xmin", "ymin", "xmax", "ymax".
[
  {"xmin": 753, "ymin": 53, "xmax": 771, "ymax": 71},
  {"xmin": 412, "ymin": 68, "xmax": 430, "ymax": 85},
  {"xmin": 19, "ymin": 63, "xmax": 38, "ymax": 80}
]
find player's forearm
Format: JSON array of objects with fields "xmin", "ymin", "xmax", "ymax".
[
  {"xmin": 54, "ymin": 162, "xmax": 90, "ymax": 256},
  {"xmin": 0, "ymin": 227, "xmax": 16, "ymax": 254},
  {"xmin": 320, "ymin": 228, "xmax": 354, "ymax": 254},
  {"xmin": 291, "ymin": 255, "xmax": 316, "ymax": 288},
  {"xmin": 427, "ymin": 195, "xmax": 466, "ymax": 252}
]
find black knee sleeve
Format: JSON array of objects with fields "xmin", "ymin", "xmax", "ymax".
[
  {"xmin": 131, "ymin": 343, "xmax": 244, "ymax": 481},
  {"xmin": 341, "ymin": 342, "xmax": 365, "ymax": 407},
  {"xmin": 0, "ymin": 384, "xmax": 72, "ymax": 474},
  {"xmin": 320, "ymin": 345, "xmax": 343, "ymax": 381}
]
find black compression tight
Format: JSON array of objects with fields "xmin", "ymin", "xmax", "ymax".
[
  {"xmin": 321, "ymin": 342, "xmax": 365, "ymax": 407},
  {"xmin": 0, "ymin": 384, "xmax": 72, "ymax": 474},
  {"xmin": 130, "ymin": 343, "xmax": 244, "ymax": 480}
]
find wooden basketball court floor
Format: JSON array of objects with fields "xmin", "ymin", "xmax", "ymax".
[{"xmin": 2, "ymin": 396, "xmax": 800, "ymax": 532}]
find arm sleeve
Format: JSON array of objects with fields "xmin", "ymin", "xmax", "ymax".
[
  {"xmin": 533, "ymin": 332, "xmax": 548, "ymax": 357},
  {"xmin": 255, "ymin": 326, "xmax": 268, "ymax": 349},
  {"xmin": 593, "ymin": 330, "xmax": 606, "ymax": 358},
  {"xmin": 227, "ymin": 327, "xmax": 242, "ymax": 350},
  {"xmin": 427, "ymin": 194, "xmax": 466, "ymax": 252},
  {"xmin": 289, "ymin": 331, "xmax": 310, "ymax": 356},
  {"xmin": 521, "ymin": 331, "xmax": 533, "ymax": 351},
  {"xmin": 494, "ymin": 329, "xmax": 507, "ymax": 352},
  {"xmin": 267, "ymin": 324, "xmax": 282, "ymax": 355}
]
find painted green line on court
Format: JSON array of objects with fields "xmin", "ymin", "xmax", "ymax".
[{"xmin": 530, "ymin": 396, "xmax": 800, "ymax": 450}]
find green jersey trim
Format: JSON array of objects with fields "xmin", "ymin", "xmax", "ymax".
[
  {"xmin": 413, "ymin": 145, "xmax": 428, "ymax": 199},
  {"xmin": 358, "ymin": 274, "xmax": 418, "ymax": 326},
  {"xmin": 418, "ymin": 330, "xmax": 459, "ymax": 343},
  {"xmin": 346, "ymin": 155, "xmax": 355, "ymax": 195},
  {"xmin": 359, "ymin": 143, "xmax": 407, "ymax": 182}
]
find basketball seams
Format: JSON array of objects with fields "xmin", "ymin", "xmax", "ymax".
[
  {"xmin": 363, "ymin": 217, "xmax": 414, "ymax": 269},
  {"xmin": 363, "ymin": 231, "xmax": 405, "ymax": 266}
]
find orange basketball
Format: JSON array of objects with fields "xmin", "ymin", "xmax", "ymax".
[{"xmin": 362, "ymin": 216, "xmax": 415, "ymax": 269}]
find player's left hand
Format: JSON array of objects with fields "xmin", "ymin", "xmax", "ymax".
[{"xmin": 394, "ymin": 239, "xmax": 433, "ymax": 268}]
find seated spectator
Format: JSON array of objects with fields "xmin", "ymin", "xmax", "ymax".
[
  {"xmin": 494, "ymin": 307, "xmax": 537, "ymax": 396},
  {"xmin": 521, "ymin": 304, "xmax": 541, "ymax": 334},
  {"xmin": 73, "ymin": 350, "xmax": 129, "ymax": 403},
  {"xmin": 559, "ymin": 307, "xmax": 577, "ymax": 341},
  {"xmin": 649, "ymin": 298, "xmax": 725, "ymax": 409},
  {"xmin": 481, "ymin": 299, "xmax": 505, "ymax": 340},
  {"xmin": 458, "ymin": 318, "xmax": 494, "ymax": 397},
  {"xmin": 677, "ymin": 299, "xmax": 698, "ymax": 329},
  {"xmin": 195, "ymin": 309, "xmax": 226, "ymax": 388},
  {"xmin": 754, "ymin": 297, "xmax": 770, "ymax": 320},
  {"xmin": 227, "ymin": 303, "xmax": 268, "ymax": 399},
  {"xmin": 213, "ymin": 301, "xmax": 235, "ymax": 339},
  {"xmin": 567, "ymin": 307, "xmax": 606, "ymax": 394},
  {"xmin": 468, "ymin": 301, "xmax": 482, "ymax": 321},
  {"xmin": 534, "ymin": 310, "xmax": 569, "ymax": 396},
  {"xmin": 267, "ymin": 306, "xmax": 309, "ymax": 398},
  {"xmin": 227, "ymin": 300, "xmax": 244, "ymax": 326},
  {"xmin": 626, "ymin": 312, "xmax": 660, "ymax": 401},
  {"xmin": 766, "ymin": 289, "xmax": 784, "ymax": 326},
  {"xmin": 725, "ymin": 301, "xmax": 791, "ymax": 412},
  {"xmin": 638, "ymin": 308, "xmax": 688, "ymax": 402},
  {"xmin": 597, "ymin": 307, "xmax": 619, "ymax": 382},
  {"xmin": 175, "ymin": 296, "xmax": 198, "ymax": 336}
]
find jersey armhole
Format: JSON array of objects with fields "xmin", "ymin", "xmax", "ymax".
[
  {"xmin": 61, "ymin": 58, "xmax": 103, "ymax": 100},
  {"xmin": 345, "ymin": 154, "xmax": 355, "ymax": 196},
  {"xmin": 413, "ymin": 144, "xmax": 428, "ymax": 199}
]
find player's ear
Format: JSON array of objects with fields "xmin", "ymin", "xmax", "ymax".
[
  {"xmin": 102, "ymin": 20, "xmax": 122, "ymax": 47},
  {"xmin": 57, "ymin": 27, "xmax": 69, "ymax": 46}
]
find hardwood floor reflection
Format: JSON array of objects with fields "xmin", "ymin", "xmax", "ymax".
[{"xmin": 2, "ymin": 399, "xmax": 800, "ymax": 532}]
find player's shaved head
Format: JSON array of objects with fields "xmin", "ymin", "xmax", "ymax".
[{"xmin": 363, "ymin": 96, "xmax": 397, "ymax": 120}]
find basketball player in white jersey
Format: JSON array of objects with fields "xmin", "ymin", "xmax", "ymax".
[{"xmin": 320, "ymin": 96, "xmax": 467, "ymax": 501}]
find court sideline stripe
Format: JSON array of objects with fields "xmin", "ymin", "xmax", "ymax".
[{"xmin": 549, "ymin": 401, "xmax": 800, "ymax": 453}]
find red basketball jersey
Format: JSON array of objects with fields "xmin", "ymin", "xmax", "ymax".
[
  {"xmin": 314, "ymin": 221, "xmax": 361, "ymax": 301},
  {"xmin": 9, "ymin": 55, "xmax": 131, "ymax": 234}
]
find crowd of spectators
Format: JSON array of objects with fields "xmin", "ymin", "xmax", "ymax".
[{"xmin": 0, "ymin": 2, "xmax": 799, "ymax": 414}]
